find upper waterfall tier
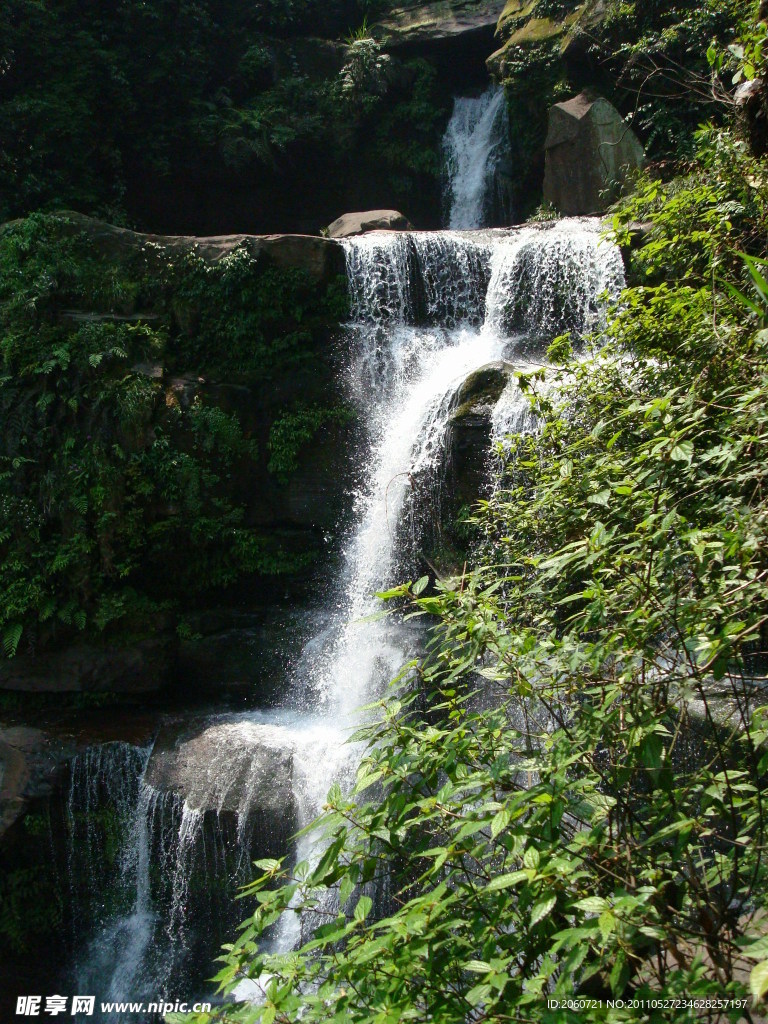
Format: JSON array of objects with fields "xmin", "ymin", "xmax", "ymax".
[
  {"xmin": 343, "ymin": 219, "xmax": 626, "ymax": 340},
  {"xmin": 443, "ymin": 85, "xmax": 509, "ymax": 231}
]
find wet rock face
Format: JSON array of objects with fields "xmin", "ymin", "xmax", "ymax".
[
  {"xmin": 447, "ymin": 362, "xmax": 511, "ymax": 508},
  {"xmin": 0, "ymin": 637, "xmax": 176, "ymax": 694},
  {"xmin": 145, "ymin": 721, "xmax": 297, "ymax": 850},
  {"xmin": 735, "ymin": 78, "xmax": 768, "ymax": 159},
  {"xmin": 0, "ymin": 727, "xmax": 68, "ymax": 841},
  {"xmin": 406, "ymin": 361, "xmax": 514, "ymax": 575},
  {"xmin": 543, "ymin": 92, "xmax": 644, "ymax": 215},
  {"xmin": 327, "ymin": 209, "xmax": 415, "ymax": 238}
]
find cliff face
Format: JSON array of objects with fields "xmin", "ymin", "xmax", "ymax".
[{"xmin": 370, "ymin": 0, "xmax": 505, "ymax": 48}]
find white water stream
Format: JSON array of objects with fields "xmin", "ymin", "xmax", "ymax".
[
  {"xmin": 443, "ymin": 85, "xmax": 509, "ymax": 229},
  {"xmin": 67, "ymin": 221, "xmax": 625, "ymax": 1016}
]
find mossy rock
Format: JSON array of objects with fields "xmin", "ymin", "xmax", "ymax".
[
  {"xmin": 507, "ymin": 16, "xmax": 567, "ymax": 45},
  {"xmin": 496, "ymin": 0, "xmax": 538, "ymax": 37},
  {"xmin": 450, "ymin": 363, "xmax": 510, "ymax": 423},
  {"xmin": 490, "ymin": 0, "xmax": 602, "ymax": 72}
]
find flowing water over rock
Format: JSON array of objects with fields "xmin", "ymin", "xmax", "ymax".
[
  {"xmin": 443, "ymin": 85, "xmax": 510, "ymax": 230},
  {"xmin": 64, "ymin": 220, "xmax": 625, "ymax": 1016}
]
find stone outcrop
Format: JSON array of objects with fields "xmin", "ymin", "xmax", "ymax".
[
  {"xmin": 40, "ymin": 210, "xmax": 346, "ymax": 286},
  {"xmin": 489, "ymin": 0, "xmax": 580, "ymax": 77},
  {"xmin": 0, "ymin": 728, "xmax": 67, "ymax": 840},
  {"xmin": 372, "ymin": 1, "xmax": 506, "ymax": 49},
  {"xmin": 486, "ymin": 0, "xmax": 611, "ymax": 219},
  {"xmin": 145, "ymin": 721, "xmax": 297, "ymax": 852},
  {"xmin": 0, "ymin": 637, "xmax": 176, "ymax": 694},
  {"xmin": 735, "ymin": 78, "xmax": 768, "ymax": 158},
  {"xmin": 0, "ymin": 716, "xmax": 159, "ymax": 843},
  {"xmin": 413, "ymin": 361, "xmax": 515, "ymax": 574},
  {"xmin": 327, "ymin": 209, "xmax": 414, "ymax": 238},
  {"xmin": 543, "ymin": 93, "xmax": 644, "ymax": 215}
]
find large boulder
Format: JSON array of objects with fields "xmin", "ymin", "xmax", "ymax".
[
  {"xmin": 145, "ymin": 720, "xmax": 297, "ymax": 849},
  {"xmin": 543, "ymin": 92, "xmax": 644, "ymax": 215},
  {"xmin": 411, "ymin": 362, "xmax": 517, "ymax": 574},
  {"xmin": 327, "ymin": 209, "xmax": 414, "ymax": 238},
  {"xmin": 447, "ymin": 363, "xmax": 512, "ymax": 507}
]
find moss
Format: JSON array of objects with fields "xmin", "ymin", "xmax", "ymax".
[
  {"xmin": 450, "ymin": 366, "xmax": 509, "ymax": 422},
  {"xmin": 506, "ymin": 16, "xmax": 567, "ymax": 45},
  {"xmin": 165, "ymin": 249, "xmax": 348, "ymax": 384}
]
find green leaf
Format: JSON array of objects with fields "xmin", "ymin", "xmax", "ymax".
[
  {"xmin": 491, "ymin": 805, "xmax": 512, "ymax": 839},
  {"xmin": 574, "ymin": 897, "xmax": 610, "ymax": 915},
  {"xmin": 598, "ymin": 911, "xmax": 615, "ymax": 942},
  {"xmin": 353, "ymin": 896, "xmax": 372, "ymax": 922},
  {"xmin": 751, "ymin": 961, "xmax": 768, "ymax": 1003},
  {"xmin": 2, "ymin": 624, "xmax": 23, "ymax": 658},
  {"xmin": 587, "ymin": 489, "xmax": 611, "ymax": 507},
  {"xmin": 485, "ymin": 871, "xmax": 527, "ymax": 892},
  {"xmin": 670, "ymin": 441, "xmax": 693, "ymax": 463},
  {"xmin": 253, "ymin": 859, "xmax": 282, "ymax": 873},
  {"xmin": 412, "ymin": 575, "xmax": 430, "ymax": 595},
  {"xmin": 464, "ymin": 960, "xmax": 492, "ymax": 974},
  {"xmin": 530, "ymin": 896, "xmax": 557, "ymax": 926},
  {"xmin": 523, "ymin": 847, "xmax": 540, "ymax": 871}
]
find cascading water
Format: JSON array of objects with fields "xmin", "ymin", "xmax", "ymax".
[
  {"xmin": 241, "ymin": 219, "xmax": 625, "ymax": 982},
  {"xmin": 443, "ymin": 85, "xmax": 510, "ymax": 230},
  {"xmin": 64, "ymin": 220, "xmax": 625, "ymax": 1016}
]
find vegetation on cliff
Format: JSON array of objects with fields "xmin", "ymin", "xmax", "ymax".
[
  {"xmin": 4, "ymin": 0, "xmax": 768, "ymax": 1016},
  {"xmin": 182, "ymin": 15, "xmax": 768, "ymax": 1023},
  {"xmin": 0, "ymin": 214, "xmax": 346, "ymax": 659}
]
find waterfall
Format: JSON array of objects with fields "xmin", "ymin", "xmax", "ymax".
[
  {"xmin": 65, "ymin": 743, "xmax": 151, "ymax": 947},
  {"xmin": 443, "ymin": 85, "xmax": 509, "ymax": 230},
  {"xmin": 264, "ymin": 220, "xmax": 625, "ymax": 957},
  {"xmin": 484, "ymin": 220, "xmax": 626, "ymax": 338},
  {"xmin": 65, "ymin": 220, "xmax": 625, "ymax": 1014},
  {"xmin": 68, "ymin": 718, "xmax": 300, "ymax": 1019}
]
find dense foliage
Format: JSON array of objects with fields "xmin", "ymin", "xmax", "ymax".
[
  {"xmin": 0, "ymin": 0, "xmax": 448, "ymax": 232},
  {"xmin": 180, "ymin": 97, "xmax": 768, "ymax": 1023},
  {"xmin": 0, "ymin": 214, "xmax": 344, "ymax": 658}
]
